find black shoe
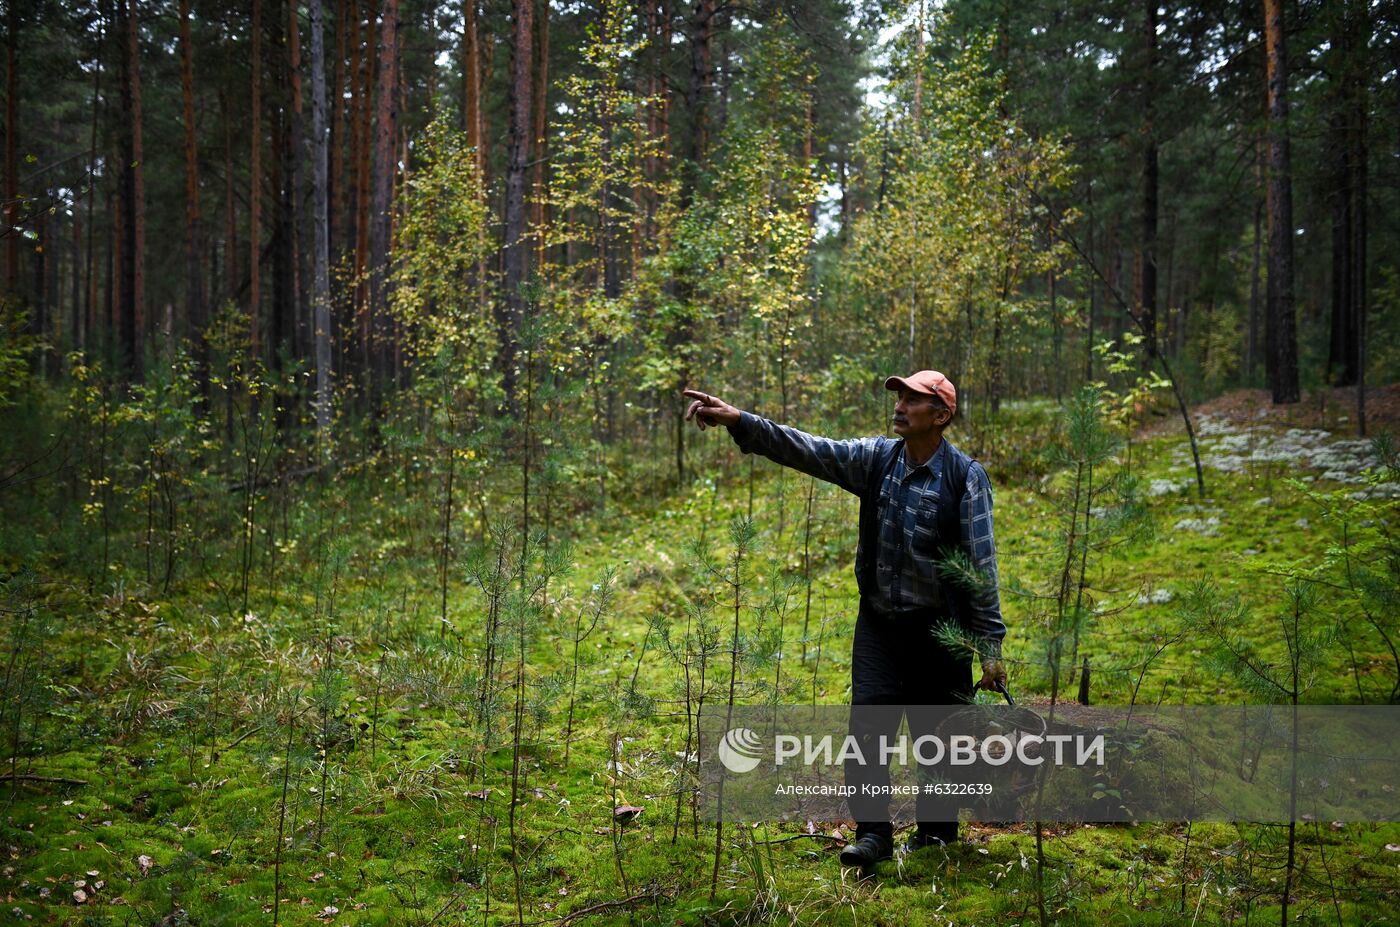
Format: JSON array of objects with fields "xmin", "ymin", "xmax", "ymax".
[{"xmin": 839, "ymin": 834, "xmax": 893, "ymax": 868}]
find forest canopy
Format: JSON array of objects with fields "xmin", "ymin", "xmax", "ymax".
[{"xmin": 2, "ymin": 0, "xmax": 1395, "ymax": 437}]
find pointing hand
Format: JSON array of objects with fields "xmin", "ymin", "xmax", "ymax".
[{"xmin": 682, "ymin": 389, "xmax": 741, "ymax": 430}]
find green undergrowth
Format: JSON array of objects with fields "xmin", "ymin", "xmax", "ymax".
[{"xmin": 2, "ymin": 403, "xmax": 1398, "ymax": 925}]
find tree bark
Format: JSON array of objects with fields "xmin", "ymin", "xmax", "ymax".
[
  {"xmin": 330, "ymin": 0, "xmax": 346, "ymax": 261},
  {"xmin": 251, "ymin": 0, "xmax": 264, "ymax": 361},
  {"xmin": 310, "ymin": 0, "xmax": 333, "ymax": 434},
  {"xmin": 481, "ymin": 15, "xmax": 495, "ymax": 196},
  {"xmin": 84, "ymin": 22, "xmax": 102, "ymax": 356},
  {"xmin": 288, "ymin": 0, "xmax": 309, "ymax": 360},
  {"xmin": 462, "ymin": 0, "xmax": 484, "ymax": 176},
  {"xmin": 354, "ymin": 0, "xmax": 375, "ymax": 382},
  {"xmin": 109, "ymin": 185, "xmax": 120, "ymax": 367},
  {"xmin": 1327, "ymin": 105, "xmax": 1354, "ymax": 386},
  {"xmin": 72, "ymin": 193, "xmax": 82, "ymax": 355},
  {"xmin": 687, "ymin": 0, "xmax": 713, "ymax": 171},
  {"xmin": 177, "ymin": 0, "xmax": 203, "ymax": 349},
  {"xmin": 1085, "ymin": 181, "xmax": 1095, "ymax": 382},
  {"xmin": 1140, "ymin": 0, "xmax": 1157, "ymax": 359},
  {"xmin": 115, "ymin": 0, "xmax": 135, "ymax": 374},
  {"xmin": 1263, "ymin": 0, "xmax": 1299, "ymax": 404},
  {"xmin": 658, "ymin": 0, "xmax": 670, "ymax": 168},
  {"xmin": 1246, "ymin": 135, "xmax": 1262, "ymax": 379},
  {"xmin": 499, "ymin": 0, "xmax": 535, "ymax": 407},
  {"xmin": 642, "ymin": 0, "xmax": 667, "ymax": 245},
  {"xmin": 270, "ymin": 4, "xmax": 292, "ymax": 366},
  {"xmin": 912, "ymin": 0, "xmax": 924, "ymax": 127},
  {"xmin": 222, "ymin": 89, "xmax": 238, "ymax": 304},
  {"xmin": 34, "ymin": 195, "xmax": 46, "ymax": 353},
  {"xmin": 670, "ymin": 0, "xmax": 713, "ymax": 484},
  {"xmin": 532, "ymin": 0, "xmax": 550, "ymax": 266},
  {"xmin": 1326, "ymin": 1, "xmax": 1368, "ymax": 392},
  {"xmin": 3, "ymin": 1, "xmax": 18, "ymax": 298},
  {"xmin": 368, "ymin": 0, "xmax": 400, "ymax": 400},
  {"xmin": 128, "ymin": 0, "xmax": 146, "ymax": 378},
  {"xmin": 345, "ymin": 0, "xmax": 361, "ymax": 262},
  {"xmin": 1351, "ymin": 24, "xmax": 1368, "ymax": 436}
]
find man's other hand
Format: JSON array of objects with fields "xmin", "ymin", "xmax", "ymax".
[
  {"xmin": 975, "ymin": 660, "xmax": 1008, "ymax": 696},
  {"xmin": 682, "ymin": 389, "xmax": 741, "ymax": 430}
]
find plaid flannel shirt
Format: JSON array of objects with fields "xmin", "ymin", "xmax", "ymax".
[{"xmin": 727, "ymin": 411, "xmax": 1005, "ymax": 665}]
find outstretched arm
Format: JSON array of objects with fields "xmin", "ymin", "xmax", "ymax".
[{"xmin": 681, "ymin": 388, "xmax": 880, "ymax": 495}]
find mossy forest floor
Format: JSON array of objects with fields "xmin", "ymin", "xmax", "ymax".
[{"xmin": 3, "ymin": 388, "xmax": 1399, "ymax": 926}]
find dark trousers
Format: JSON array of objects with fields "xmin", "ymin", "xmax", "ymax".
[{"xmin": 846, "ymin": 604, "xmax": 974, "ymax": 843}]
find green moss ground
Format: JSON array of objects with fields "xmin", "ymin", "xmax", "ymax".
[{"xmin": 3, "ymin": 406, "xmax": 1398, "ymax": 925}]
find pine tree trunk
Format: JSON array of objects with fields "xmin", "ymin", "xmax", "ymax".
[
  {"xmin": 3, "ymin": 1, "xmax": 18, "ymax": 298},
  {"xmin": 659, "ymin": 0, "xmax": 670, "ymax": 166},
  {"xmin": 1246, "ymin": 135, "xmax": 1262, "ymax": 379},
  {"xmin": 462, "ymin": 0, "xmax": 483, "ymax": 175},
  {"xmin": 330, "ymin": 0, "xmax": 345, "ymax": 261},
  {"xmin": 345, "ymin": 0, "xmax": 360, "ymax": 262},
  {"xmin": 499, "ymin": 0, "xmax": 535, "ymax": 408},
  {"xmin": 1085, "ymin": 182, "xmax": 1095, "ymax": 382},
  {"xmin": 222, "ymin": 89, "xmax": 238, "ymax": 303},
  {"xmin": 1350, "ymin": 11, "xmax": 1368, "ymax": 435},
  {"xmin": 1263, "ymin": 0, "xmax": 1299, "ymax": 404},
  {"xmin": 687, "ymin": 0, "xmax": 712, "ymax": 170},
  {"xmin": 34, "ymin": 200, "xmax": 47, "ymax": 354},
  {"xmin": 641, "ymin": 1, "xmax": 666, "ymax": 246},
  {"xmin": 532, "ymin": 0, "xmax": 550, "ymax": 266},
  {"xmin": 179, "ymin": 0, "xmax": 204, "ymax": 344},
  {"xmin": 803, "ymin": 85, "xmax": 816, "ymax": 226},
  {"xmin": 84, "ymin": 29, "xmax": 101, "ymax": 356},
  {"xmin": 670, "ymin": 0, "xmax": 713, "ymax": 484},
  {"xmin": 480, "ymin": 9, "xmax": 495, "ymax": 184},
  {"xmin": 270, "ymin": 2, "xmax": 292, "ymax": 367},
  {"xmin": 913, "ymin": 0, "xmax": 924, "ymax": 126},
  {"xmin": 355, "ymin": 0, "xmax": 374, "ymax": 384},
  {"xmin": 1326, "ymin": 1, "xmax": 1368, "ymax": 392},
  {"xmin": 310, "ymin": 0, "xmax": 333, "ymax": 434},
  {"xmin": 72, "ymin": 200, "xmax": 83, "ymax": 355},
  {"xmin": 109, "ymin": 185, "xmax": 120, "ymax": 367},
  {"xmin": 251, "ymin": 0, "xmax": 263, "ymax": 361},
  {"xmin": 1140, "ymin": 0, "xmax": 1157, "ymax": 359},
  {"xmin": 597, "ymin": 3, "xmax": 619, "ymax": 297},
  {"xmin": 462, "ymin": 0, "xmax": 487, "ymax": 327},
  {"xmin": 368, "ymin": 0, "xmax": 399, "ymax": 401},
  {"xmin": 115, "ymin": 0, "xmax": 136, "ymax": 375},
  {"xmin": 393, "ymin": 53, "xmax": 408, "ymax": 392},
  {"xmin": 128, "ymin": 0, "xmax": 146, "ymax": 378},
  {"xmin": 288, "ymin": 0, "xmax": 309, "ymax": 361},
  {"xmin": 1327, "ymin": 106, "xmax": 1354, "ymax": 386}
]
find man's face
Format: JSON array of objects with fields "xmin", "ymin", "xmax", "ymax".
[{"xmin": 891, "ymin": 388, "xmax": 950, "ymax": 439}]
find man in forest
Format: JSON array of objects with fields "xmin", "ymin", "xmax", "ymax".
[{"xmin": 683, "ymin": 372, "xmax": 1008, "ymax": 869}]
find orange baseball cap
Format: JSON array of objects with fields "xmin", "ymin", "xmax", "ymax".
[{"xmin": 883, "ymin": 369, "xmax": 956, "ymax": 416}]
